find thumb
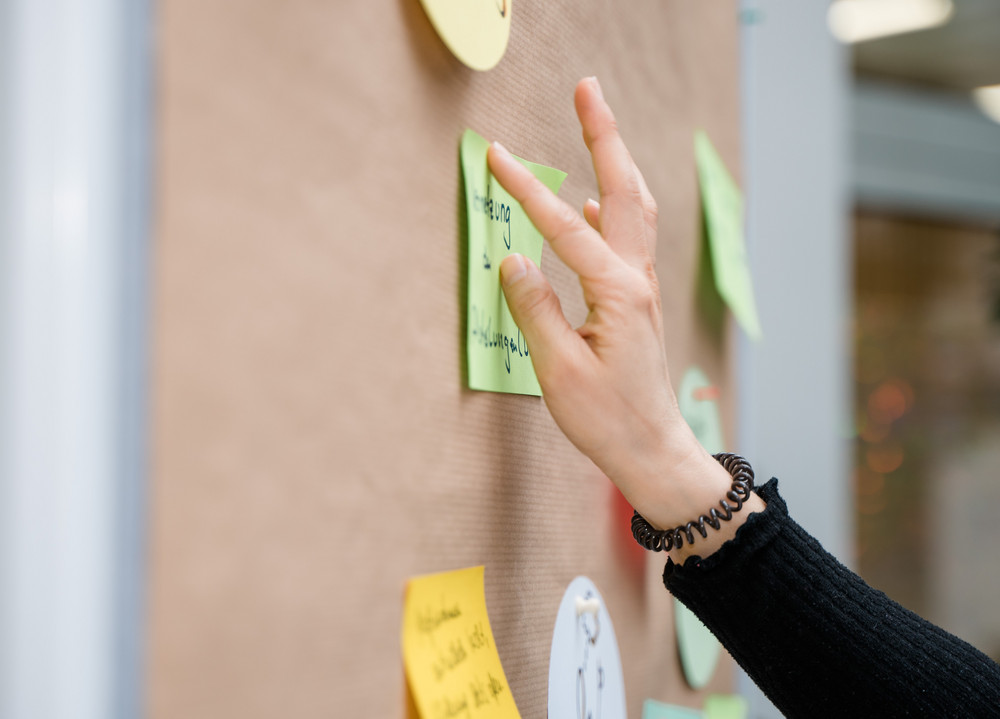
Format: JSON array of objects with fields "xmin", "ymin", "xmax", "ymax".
[{"xmin": 499, "ymin": 254, "xmax": 576, "ymax": 377}]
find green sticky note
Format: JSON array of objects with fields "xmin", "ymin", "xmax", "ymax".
[
  {"xmin": 695, "ymin": 131, "xmax": 762, "ymax": 340},
  {"xmin": 675, "ymin": 599, "xmax": 721, "ymax": 689},
  {"xmin": 642, "ymin": 698, "xmax": 703, "ymax": 719},
  {"xmin": 678, "ymin": 367, "xmax": 725, "ymax": 455},
  {"xmin": 461, "ymin": 129, "xmax": 567, "ymax": 395},
  {"xmin": 703, "ymin": 694, "xmax": 749, "ymax": 719}
]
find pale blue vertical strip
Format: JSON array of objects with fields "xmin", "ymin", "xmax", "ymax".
[
  {"xmin": 115, "ymin": 0, "xmax": 153, "ymax": 717},
  {"xmin": 0, "ymin": 0, "xmax": 151, "ymax": 717},
  {"xmin": 737, "ymin": 1, "xmax": 852, "ymax": 717},
  {"xmin": 736, "ymin": 0, "xmax": 851, "ymax": 564}
]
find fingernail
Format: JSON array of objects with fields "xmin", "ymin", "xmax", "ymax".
[
  {"xmin": 500, "ymin": 253, "xmax": 528, "ymax": 287},
  {"xmin": 589, "ymin": 76, "xmax": 604, "ymax": 100},
  {"xmin": 491, "ymin": 140, "xmax": 510, "ymax": 157},
  {"xmin": 585, "ymin": 197, "xmax": 599, "ymax": 209}
]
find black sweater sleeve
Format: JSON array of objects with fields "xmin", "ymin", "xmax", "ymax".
[{"xmin": 663, "ymin": 479, "xmax": 1000, "ymax": 718}]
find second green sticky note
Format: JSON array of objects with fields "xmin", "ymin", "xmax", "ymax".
[{"xmin": 695, "ymin": 131, "xmax": 762, "ymax": 341}]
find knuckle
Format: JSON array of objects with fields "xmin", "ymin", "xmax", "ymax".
[
  {"xmin": 646, "ymin": 267, "xmax": 661, "ymax": 294},
  {"xmin": 646, "ymin": 198, "xmax": 659, "ymax": 225},
  {"xmin": 523, "ymin": 180, "xmax": 549, "ymax": 211},
  {"xmin": 630, "ymin": 278, "xmax": 660, "ymax": 313},
  {"xmin": 585, "ymin": 117, "xmax": 621, "ymax": 147},
  {"xmin": 602, "ymin": 176, "xmax": 643, "ymax": 206},
  {"xmin": 556, "ymin": 203, "xmax": 577, "ymax": 229},
  {"xmin": 517, "ymin": 283, "xmax": 551, "ymax": 320},
  {"xmin": 552, "ymin": 201, "xmax": 581, "ymax": 233},
  {"xmin": 644, "ymin": 253, "xmax": 658, "ymax": 275}
]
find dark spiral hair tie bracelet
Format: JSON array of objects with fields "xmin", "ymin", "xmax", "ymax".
[{"xmin": 631, "ymin": 452, "xmax": 755, "ymax": 552}]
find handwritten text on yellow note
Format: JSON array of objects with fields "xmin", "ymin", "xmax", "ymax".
[{"xmin": 402, "ymin": 566, "xmax": 522, "ymax": 719}]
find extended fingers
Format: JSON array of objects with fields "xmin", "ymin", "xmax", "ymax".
[
  {"xmin": 574, "ymin": 77, "xmax": 651, "ymax": 264},
  {"xmin": 499, "ymin": 254, "xmax": 582, "ymax": 382},
  {"xmin": 584, "ymin": 195, "xmax": 656, "ymax": 261},
  {"xmin": 488, "ymin": 141, "xmax": 617, "ymax": 282},
  {"xmin": 632, "ymin": 165, "xmax": 659, "ymax": 257},
  {"xmin": 583, "ymin": 198, "xmax": 601, "ymax": 232}
]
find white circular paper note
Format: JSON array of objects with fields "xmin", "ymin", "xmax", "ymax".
[
  {"xmin": 417, "ymin": 0, "xmax": 512, "ymax": 71},
  {"xmin": 548, "ymin": 576, "xmax": 627, "ymax": 719}
]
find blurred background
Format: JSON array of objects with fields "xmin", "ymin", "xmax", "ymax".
[
  {"xmin": 1, "ymin": 1, "xmax": 999, "ymax": 718},
  {"xmin": 845, "ymin": 0, "xmax": 1000, "ymax": 665}
]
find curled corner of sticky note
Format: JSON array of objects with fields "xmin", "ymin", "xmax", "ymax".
[{"xmin": 693, "ymin": 129, "xmax": 763, "ymax": 342}]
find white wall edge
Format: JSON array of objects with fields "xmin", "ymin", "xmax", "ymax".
[
  {"xmin": 0, "ymin": 1, "xmax": 152, "ymax": 718},
  {"xmin": 738, "ymin": 1, "xmax": 852, "ymax": 716}
]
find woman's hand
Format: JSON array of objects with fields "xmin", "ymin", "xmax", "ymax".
[{"xmin": 487, "ymin": 77, "xmax": 764, "ymax": 559}]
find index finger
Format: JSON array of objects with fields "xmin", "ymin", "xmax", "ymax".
[{"xmin": 487, "ymin": 141, "xmax": 620, "ymax": 282}]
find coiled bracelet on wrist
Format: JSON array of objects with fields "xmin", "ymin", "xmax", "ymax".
[{"xmin": 631, "ymin": 452, "xmax": 755, "ymax": 552}]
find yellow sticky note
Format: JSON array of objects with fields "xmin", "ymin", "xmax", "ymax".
[
  {"xmin": 417, "ymin": 0, "xmax": 512, "ymax": 71},
  {"xmin": 402, "ymin": 566, "xmax": 522, "ymax": 719},
  {"xmin": 461, "ymin": 129, "xmax": 567, "ymax": 395},
  {"xmin": 695, "ymin": 131, "xmax": 762, "ymax": 341}
]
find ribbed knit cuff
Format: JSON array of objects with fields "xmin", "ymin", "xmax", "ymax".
[
  {"xmin": 661, "ymin": 478, "xmax": 1000, "ymax": 718},
  {"xmin": 663, "ymin": 477, "xmax": 785, "ymax": 581}
]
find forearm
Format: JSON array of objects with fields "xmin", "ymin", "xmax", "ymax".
[
  {"xmin": 665, "ymin": 480, "xmax": 1000, "ymax": 718},
  {"xmin": 489, "ymin": 78, "xmax": 1000, "ymax": 717}
]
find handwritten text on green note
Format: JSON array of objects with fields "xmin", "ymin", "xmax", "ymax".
[
  {"xmin": 461, "ymin": 129, "xmax": 567, "ymax": 395},
  {"xmin": 695, "ymin": 131, "xmax": 762, "ymax": 340}
]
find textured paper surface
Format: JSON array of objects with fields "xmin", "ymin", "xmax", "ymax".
[
  {"xmin": 149, "ymin": 2, "xmax": 744, "ymax": 716},
  {"xmin": 695, "ymin": 131, "xmax": 762, "ymax": 340},
  {"xmin": 417, "ymin": 0, "xmax": 512, "ymax": 71},
  {"xmin": 403, "ymin": 566, "xmax": 521, "ymax": 719},
  {"xmin": 462, "ymin": 129, "xmax": 566, "ymax": 396}
]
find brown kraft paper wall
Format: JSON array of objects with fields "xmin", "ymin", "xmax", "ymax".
[{"xmin": 148, "ymin": 0, "xmax": 744, "ymax": 716}]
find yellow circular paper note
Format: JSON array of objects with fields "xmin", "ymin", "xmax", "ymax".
[{"xmin": 418, "ymin": 0, "xmax": 512, "ymax": 71}]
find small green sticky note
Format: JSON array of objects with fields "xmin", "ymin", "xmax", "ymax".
[
  {"xmin": 678, "ymin": 367, "xmax": 725, "ymax": 455},
  {"xmin": 675, "ymin": 599, "xmax": 721, "ymax": 689},
  {"xmin": 703, "ymin": 694, "xmax": 749, "ymax": 719},
  {"xmin": 642, "ymin": 698, "xmax": 703, "ymax": 719},
  {"xmin": 461, "ymin": 129, "xmax": 567, "ymax": 395},
  {"xmin": 695, "ymin": 131, "xmax": 762, "ymax": 341}
]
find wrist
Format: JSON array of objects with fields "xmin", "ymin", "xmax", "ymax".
[
  {"xmin": 625, "ymin": 437, "xmax": 732, "ymax": 531},
  {"xmin": 668, "ymin": 490, "xmax": 767, "ymax": 563},
  {"xmin": 628, "ymin": 451, "xmax": 767, "ymax": 561}
]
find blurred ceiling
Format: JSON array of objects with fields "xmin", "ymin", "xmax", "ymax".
[{"xmin": 853, "ymin": 0, "xmax": 1000, "ymax": 91}]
